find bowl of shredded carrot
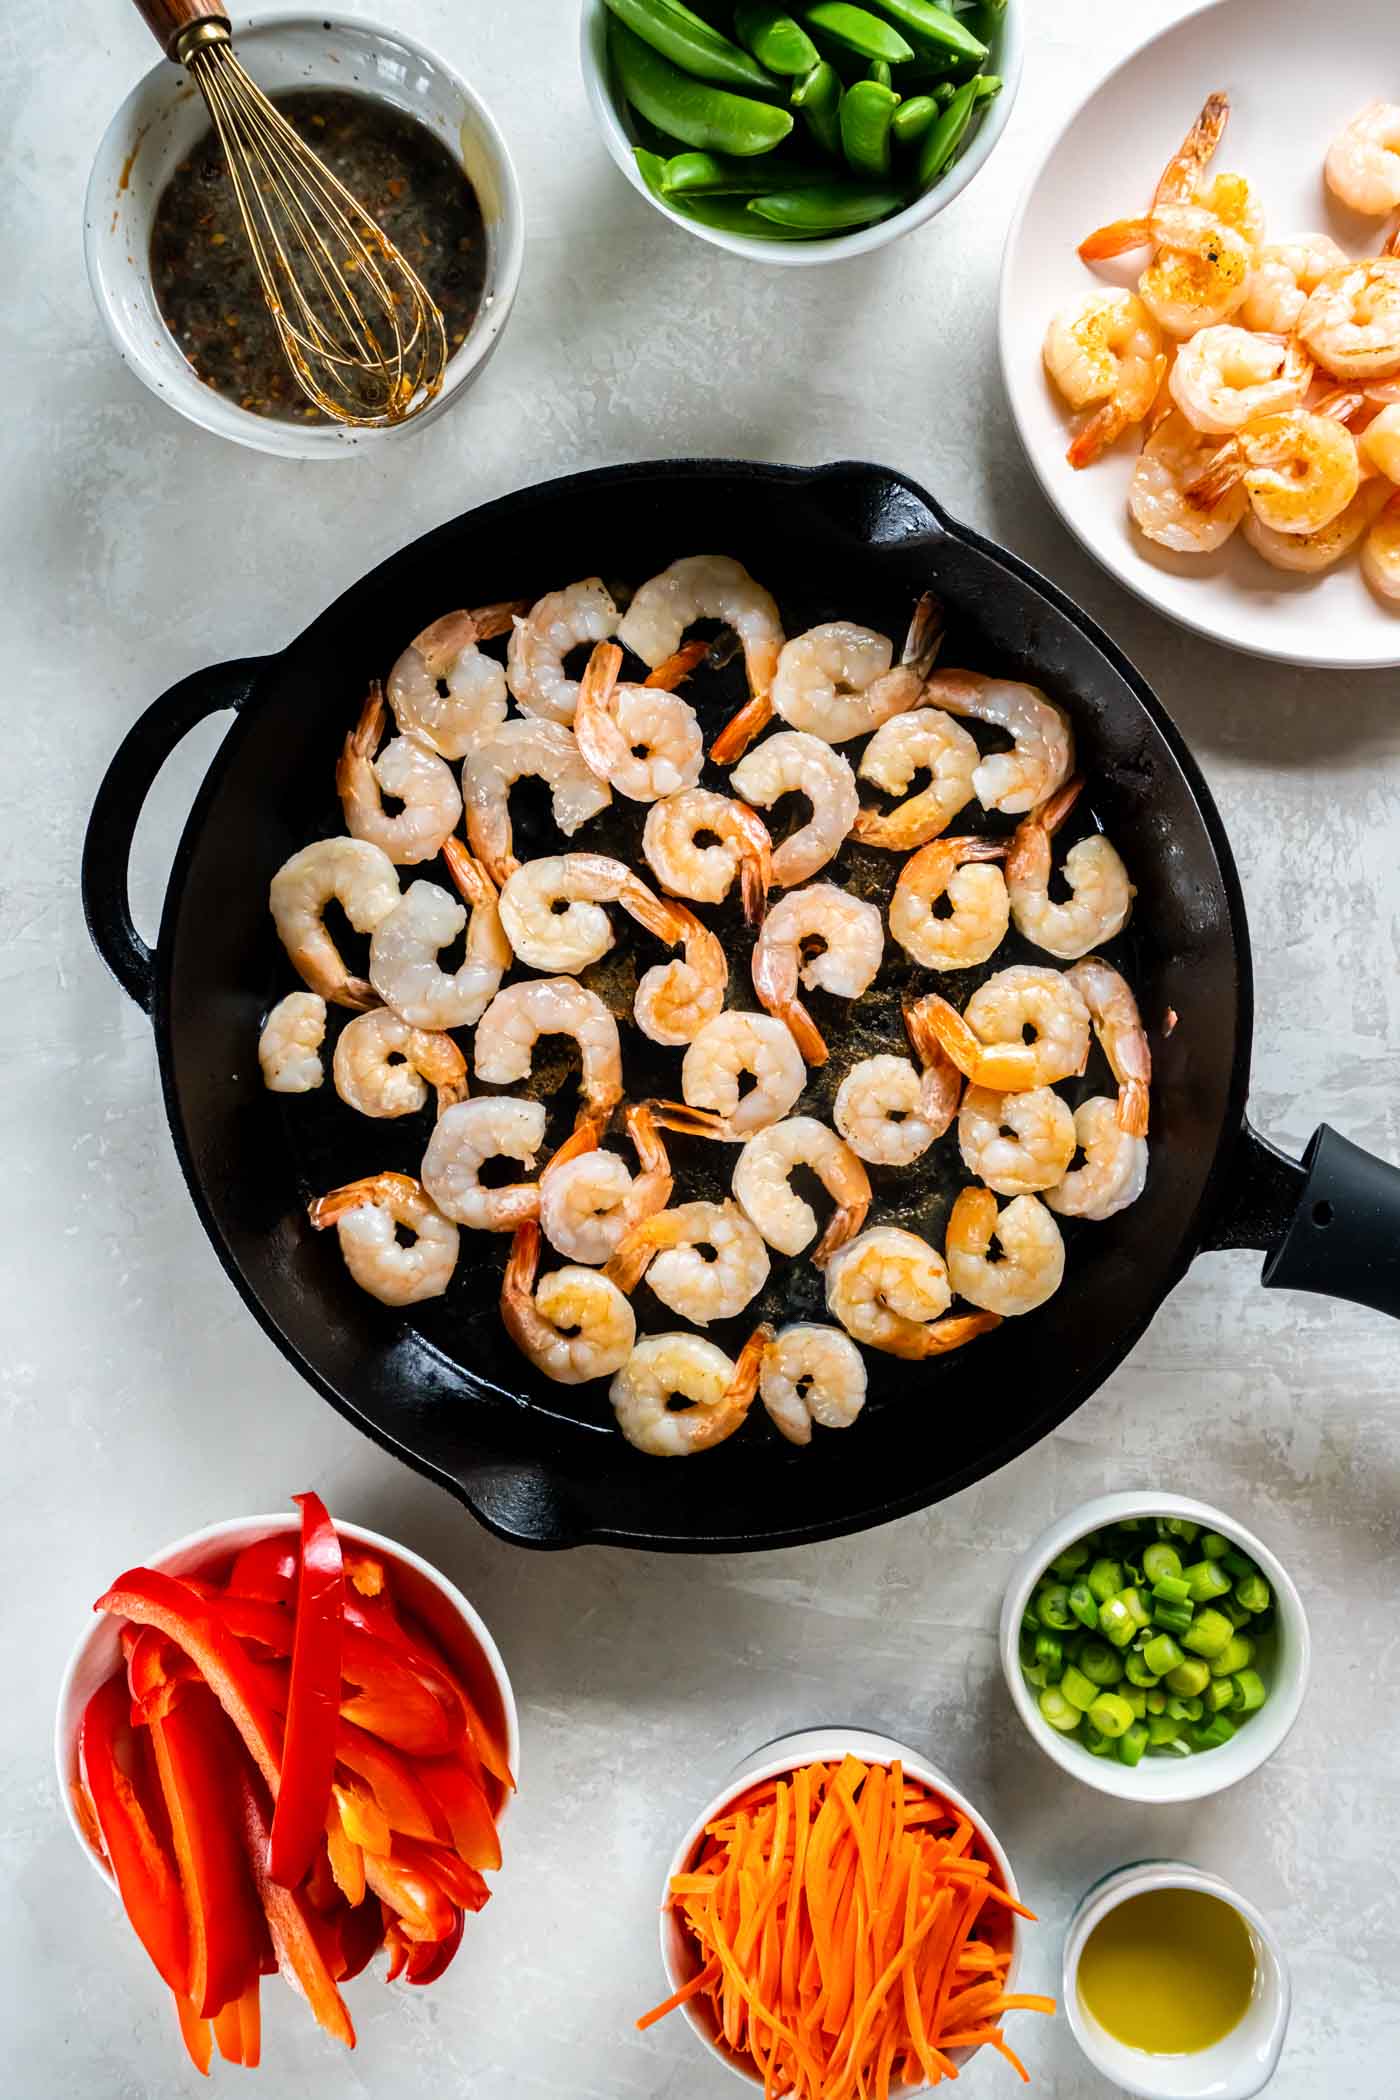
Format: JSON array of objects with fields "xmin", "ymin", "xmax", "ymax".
[{"xmin": 639, "ymin": 1727, "xmax": 1053, "ymax": 2096}]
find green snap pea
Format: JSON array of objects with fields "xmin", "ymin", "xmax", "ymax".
[
  {"xmin": 803, "ymin": 2, "xmax": 914, "ymax": 63},
  {"xmin": 612, "ymin": 21, "xmax": 795, "ymax": 155},
  {"xmin": 915, "ymin": 69, "xmax": 1000, "ymax": 187},
  {"xmin": 747, "ymin": 177, "xmax": 908, "ymax": 229},
  {"xmin": 635, "ymin": 148, "xmax": 821, "ymax": 234},
  {"xmin": 660, "ymin": 149, "xmax": 831, "ymax": 192},
  {"xmin": 734, "ymin": 2, "xmax": 820, "ymax": 76},
  {"xmin": 604, "ymin": 0, "xmax": 779, "ymax": 92},
  {"xmin": 890, "ymin": 92, "xmax": 938, "ymax": 147},
  {"xmin": 791, "ymin": 59, "xmax": 843, "ymax": 153},
  {"xmin": 839, "ymin": 78, "xmax": 899, "ymax": 177},
  {"xmin": 867, "ymin": 57, "xmax": 893, "ymax": 86},
  {"xmin": 866, "ymin": 0, "xmax": 987, "ymax": 65}
]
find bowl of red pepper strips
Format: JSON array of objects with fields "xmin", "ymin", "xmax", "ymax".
[{"xmin": 55, "ymin": 1494, "xmax": 517, "ymax": 2071}]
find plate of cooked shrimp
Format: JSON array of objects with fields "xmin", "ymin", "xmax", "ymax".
[
  {"xmin": 999, "ymin": 0, "xmax": 1400, "ymax": 667},
  {"xmin": 259, "ymin": 552, "xmax": 1152, "ymax": 1462}
]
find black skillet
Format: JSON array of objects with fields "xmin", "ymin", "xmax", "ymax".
[{"xmin": 82, "ymin": 460, "xmax": 1400, "ymax": 1552}]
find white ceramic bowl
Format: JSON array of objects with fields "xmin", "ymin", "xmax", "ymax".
[
  {"xmin": 1063, "ymin": 1859, "xmax": 1290, "ymax": 2099},
  {"xmin": 581, "ymin": 1, "xmax": 1022, "ymax": 267},
  {"xmin": 999, "ymin": 1492, "xmax": 1310, "ymax": 1805},
  {"xmin": 657, "ymin": 1726, "xmax": 1024, "ymax": 2091},
  {"xmin": 84, "ymin": 12, "xmax": 525, "ymax": 458},
  {"xmin": 56, "ymin": 1511, "xmax": 519, "ymax": 1885}
]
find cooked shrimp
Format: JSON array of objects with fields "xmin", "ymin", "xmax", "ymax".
[
  {"xmin": 605, "ymin": 1198, "xmax": 770, "ymax": 1325},
  {"xmin": 634, "ymin": 903, "xmax": 727, "ymax": 1047},
  {"xmin": 833, "ymin": 996, "xmax": 962, "ymax": 1167},
  {"xmin": 505, "ymin": 577, "xmax": 619, "ymax": 725},
  {"xmin": 473, "ymin": 977, "xmax": 622, "ymax": 1139},
  {"xmin": 497, "ymin": 852, "xmax": 686, "ymax": 974},
  {"xmin": 750, "ymin": 883, "xmax": 884, "ymax": 1066},
  {"xmin": 824, "ymin": 1226, "xmax": 999, "ymax": 1360},
  {"xmin": 1080, "ymin": 91, "xmax": 1233, "ymax": 259},
  {"xmin": 1067, "ymin": 955, "xmax": 1151, "ymax": 1136},
  {"xmin": 368, "ymin": 840, "xmax": 510, "ymax": 1030},
  {"xmin": 769, "ymin": 593, "xmax": 943, "ymax": 746},
  {"xmin": 657, "ymin": 1011, "xmax": 807, "ymax": 1138},
  {"xmin": 759, "ymin": 1324, "xmax": 867, "ymax": 1446},
  {"xmin": 730, "ymin": 731, "xmax": 859, "ymax": 886},
  {"xmin": 1360, "ymin": 402, "xmax": 1400, "ymax": 482},
  {"xmin": 619, "ymin": 555, "xmax": 784, "ymax": 762},
  {"xmin": 642, "ymin": 787, "xmax": 773, "ymax": 924},
  {"xmin": 337, "ymin": 683, "xmax": 462, "ymax": 866},
  {"xmin": 1045, "ymin": 1097, "xmax": 1149, "ymax": 1221},
  {"xmin": 386, "ymin": 602, "xmax": 523, "ymax": 759},
  {"xmin": 851, "ymin": 707, "xmax": 979, "ymax": 850},
  {"xmin": 269, "ymin": 837, "xmax": 400, "ymax": 1010},
  {"xmin": 1243, "ymin": 476, "xmax": 1392, "ymax": 572},
  {"xmin": 1188, "ymin": 409, "xmax": 1360, "ymax": 534},
  {"xmin": 924, "ymin": 966, "xmax": 1091, "ymax": 1092},
  {"xmin": 1297, "ymin": 260, "xmax": 1400, "ymax": 382},
  {"xmin": 332, "ymin": 1009, "xmax": 469, "ymax": 1120},
  {"xmin": 500, "ymin": 1220, "xmax": 635, "ymax": 1383},
  {"xmin": 921, "ymin": 670, "xmax": 1073, "ymax": 815},
  {"xmin": 608, "ymin": 1328, "xmax": 768, "ymax": 1458},
  {"xmin": 731, "ymin": 1116, "xmax": 872, "ymax": 1263},
  {"xmin": 571, "ymin": 640, "xmax": 704, "ymax": 803},
  {"xmin": 1137, "ymin": 206, "xmax": 1256, "ymax": 339},
  {"xmin": 888, "ymin": 836, "xmax": 1008, "ymax": 971},
  {"xmin": 1129, "ymin": 409, "xmax": 1249, "ymax": 552},
  {"xmin": 1240, "ymin": 234, "xmax": 1348, "ymax": 335},
  {"xmin": 420, "ymin": 1097, "xmax": 546, "ymax": 1232},
  {"xmin": 957, "ymin": 1084, "xmax": 1077, "ymax": 1197},
  {"xmin": 1168, "ymin": 326, "xmax": 1312, "ymax": 436},
  {"xmin": 1362, "ymin": 492, "xmax": 1400, "ymax": 600},
  {"xmin": 308, "ymin": 1172, "xmax": 458, "ymax": 1306},
  {"xmin": 462, "ymin": 718, "xmax": 611, "ymax": 885},
  {"xmin": 1325, "ymin": 102, "xmax": 1400, "ymax": 216},
  {"xmin": 1005, "ymin": 778, "xmax": 1134, "ymax": 959},
  {"xmin": 1043, "ymin": 290, "xmax": 1168, "ymax": 467},
  {"xmin": 539, "ymin": 1103, "xmax": 672, "ymax": 1265},
  {"xmin": 258, "ymin": 991, "xmax": 326, "ymax": 1093},
  {"xmin": 945, "ymin": 1188, "xmax": 1065, "ymax": 1317}
]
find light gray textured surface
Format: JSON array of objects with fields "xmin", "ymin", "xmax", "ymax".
[{"xmin": 3, "ymin": 2, "xmax": 1398, "ymax": 2095}]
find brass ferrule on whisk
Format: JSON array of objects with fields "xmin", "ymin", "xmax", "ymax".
[{"xmin": 171, "ymin": 18, "xmax": 232, "ymax": 67}]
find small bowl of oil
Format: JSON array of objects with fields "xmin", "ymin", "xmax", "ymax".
[{"xmin": 1063, "ymin": 1862, "xmax": 1290, "ymax": 2099}]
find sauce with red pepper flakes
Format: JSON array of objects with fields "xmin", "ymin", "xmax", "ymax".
[{"xmin": 149, "ymin": 88, "xmax": 487, "ymax": 423}]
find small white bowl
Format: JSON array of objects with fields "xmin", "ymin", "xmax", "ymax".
[
  {"xmin": 84, "ymin": 11, "xmax": 525, "ymax": 458},
  {"xmin": 580, "ymin": 0, "xmax": 1023, "ymax": 267},
  {"xmin": 55, "ymin": 1510, "xmax": 519, "ymax": 1886},
  {"xmin": 1063, "ymin": 1860, "xmax": 1290, "ymax": 2099},
  {"xmin": 657, "ymin": 1727, "xmax": 1024, "ymax": 2091},
  {"xmin": 999, "ymin": 1492, "xmax": 1310, "ymax": 1805}
]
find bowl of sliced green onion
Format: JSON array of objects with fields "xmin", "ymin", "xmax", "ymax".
[
  {"xmin": 580, "ymin": 0, "xmax": 1022, "ymax": 264},
  {"xmin": 999, "ymin": 1494, "xmax": 1310, "ymax": 1803}
]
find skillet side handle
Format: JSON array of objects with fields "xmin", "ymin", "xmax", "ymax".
[
  {"xmin": 81, "ymin": 659, "xmax": 264, "ymax": 1014},
  {"xmin": 451, "ymin": 1462, "xmax": 587, "ymax": 1552},
  {"xmin": 1261, "ymin": 1125, "xmax": 1400, "ymax": 1320}
]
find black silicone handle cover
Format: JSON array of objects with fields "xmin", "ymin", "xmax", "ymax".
[{"xmin": 1262, "ymin": 1125, "xmax": 1400, "ymax": 1319}]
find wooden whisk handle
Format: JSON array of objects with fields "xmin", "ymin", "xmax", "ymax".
[{"xmin": 131, "ymin": 0, "xmax": 231, "ymax": 60}]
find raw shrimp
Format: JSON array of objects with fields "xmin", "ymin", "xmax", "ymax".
[
  {"xmin": 1362, "ymin": 493, "xmax": 1400, "ymax": 600},
  {"xmin": 730, "ymin": 731, "xmax": 859, "ymax": 886},
  {"xmin": 608, "ymin": 1328, "xmax": 768, "ymax": 1458},
  {"xmin": 957, "ymin": 1084, "xmax": 1077, "ymax": 1197},
  {"xmin": 497, "ymin": 852, "xmax": 685, "ymax": 974},
  {"xmin": 462, "ymin": 718, "xmax": 611, "ymax": 885},
  {"xmin": 337, "ymin": 683, "xmax": 462, "ymax": 865},
  {"xmin": 1188, "ymin": 410, "xmax": 1360, "ymax": 534},
  {"xmin": 1240, "ymin": 235, "xmax": 1348, "ymax": 335},
  {"xmin": 768, "ymin": 593, "xmax": 943, "ymax": 746},
  {"xmin": 759, "ymin": 1324, "xmax": 867, "ymax": 1446},
  {"xmin": 642, "ymin": 787, "xmax": 773, "ymax": 924},
  {"xmin": 1067, "ymin": 955, "xmax": 1151, "ymax": 1136},
  {"xmin": 571, "ymin": 640, "xmax": 704, "ymax": 803},
  {"xmin": 1325, "ymin": 102, "xmax": 1400, "ymax": 216},
  {"xmin": 832, "ymin": 997, "xmax": 962, "ymax": 1168},
  {"xmin": 1297, "ymin": 260, "xmax": 1400, "ymax": 382},
  {"xmin": 924, "ymin": 966, "xmax": 1091, "ymax": 1092},
  {"xmin": 1128, "ymin": 409, "xmax": 1249, "ymax": 552},
  {"xmin": 420, "ymin": 1097, "xmax": 546, "ymax": 1232},
  {"xmin": 750, "ymin": 883, "xmax": 884, "ymax": 1066},
  {"xmin": 258, "ymin": 991, "xmax": 326, "ymax": 1093},
  {"xmin": 824, "ymin": 1226, "xmax": 999, "ymax": 1361},
  {"xmin": 308, "ymin": 1172, "xmax": 458, "ymax": 1306},
  {"xmin": 1043, "ymin": 290, "xmax": 1168, "ymax": 467},
  {"xmin": 472, "ymin": 978, "xmax": 622, "ymax": 1139},
  {"xmin": 921, "ymin": 670, "xmax": 1073, "ymax": 814},
  {"xmin": 888, "ymin": 836, "xmax": 1008, "ymax": 971},
  {"xmin": 269, "ymin": 837, "xmax": 400, "ymax": 1010},
  {"xmin": 945, "ymin": 1188, "xmax": 1065, "ymax": 1317},
  {"xmin": 1360, "ymin": 402, "xmax": 1400, "ymax": 482},
  {"xmin": 506, "ymin": 577, "xmax": 619, "ymax": 724},
  {"xmin": 659, "ymin": 1011, "xmax": 807, "ymax": 1138},
  {"xmin": 851, "ymin": 707, "xmax": 979, "ymax": 850},
  {"xmin": 634, "ymin": 903, "xmax": 727, "ymax": 1047},
  {"xmin": 1243, "ymin": 476, "xmax": 1392, "ymax": 572},
  {"xmin": 386, "ymin": 602, "xmax": 523, "ymax": 759},
  {"xmin": 332, "ymin": 1009, "xmax": 469, "ymax": 1120},
  {"xmin": 369, "ymin": 839, "xmax": 510, "ymax": 1030},
  {"xmin": 619, "ymin": 554, "xmax": 784, "ymax": 762},
  {"xmin": 500, "ymin": 1221, "xmax": 635, "ymax": 1383},
  {"xmin": 1045, "ymin": 1097, "xmax": 1149, "ymax": 1221},
  {"xmin": 1168, "ymin": 326, "xmax": 1311, "ymax": 436},
  {"xmin": 731, "ymin": 1115, "xmax": 872, "ymax": 1263},
  {"xmin": 1005, "ymin": 777, "xmax": 1134, "ymax": 959},
  {"xmin": 539, "ymin": 1103, "xmax": 672, "ymax": 1265},
  {"xmin": 605, "ymin": 1199, "xmax": 770, "ymax": 1325}
]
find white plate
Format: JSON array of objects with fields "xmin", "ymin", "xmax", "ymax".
[{"xmin": 999, "ymin": 0, "xmax": 1400, "ymax": 668}]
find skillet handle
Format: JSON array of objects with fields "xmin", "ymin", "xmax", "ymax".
[
  {"xmin": 450, "ymin": 1461, "xmax": 586, "ymax": 1552},
  {"xmin": 82, "ymin": 659, "xmax": 264, "ymax": 1014},
  {"xmin": 1206, "ymin": 1121, "xmax": 1400, "ymax": 1319}
]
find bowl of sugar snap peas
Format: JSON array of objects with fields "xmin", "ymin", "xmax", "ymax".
[{"xmin": 581, "ymin": 0, "xmax": 1022, "ymax": 263}]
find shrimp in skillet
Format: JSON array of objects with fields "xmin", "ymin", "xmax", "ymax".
[
  {"xmin": 833, "ymin": 995, "xmax": 963, "ymax": 1168},
  {"xmin": 945, "ymin": 1188, "xmax": 1065, "ymax": 1317},
  {"xmin": 462, "ymin": 718, "xmax": 611, "ymax": 886},
  {"xmin": 768, "ymin": 592, "xmax": 943, "ymax": 746},
  {"xmin": 500, "ymin": 1221, "xmax": 635, "ymax": 1384},
  {"xmin": 332, "ymin": 1009, "xmax": 469, "ymax": 1119},
  {"xmin": 729, "ymin": 731, "xmax": 859, "ymax": 887},
  {"xmin": 497, "ymin": 852, "xmax": 687, "ymax": 974},
  {"xmin": 1045, "ymin": 1097, "xmax": 1149, "ymax": 1221},
  {"xmin": 825, "ymin": 1226, "xmax": 999, "ymax": 1361},
  {"xmin": 633, "ymin": 903, "xmax": 728, "ymax": 1047},
  {"xmin": 921, "ymin": 670, "xmax": 1073, "ymax": 814},
  {"xmin": 420, "ymin": 1097, "xmax": 546, "ymax": 1233},
  {"xmin": 609, "ymin": 1327, "xmax": 770, "ymax": 1458},
  {"xmin": 338, "ymin": 682, "xmax": 462, "ymax": 866},
  {"xmin": 571, "ymin": 639, "xmax": 704, "ymax": 803},
  {"xmin": 852, "ymin": 707, "xmax": 979, "ymax": 850},
  {"xmin": 387, "ymin": 602, "xmax": 524, "ymax": 759},
  {"xmin": 473, "ymin": 978, "xmax": 623, "ymax": 1142},
  {"xmin": 957, "ymin": 1084, "xmax": 1077, "ymax": 1198},
  {"xmin": 259, "ymin": 991, "xmax": 326, "ymax": 1093},
  {"xmin": 506, "ymin": 577, "xmax": 619, "ymax": 725},
  {"xmin": 642, "ymin": 787, "xmax": 773, "ymax": 925},
  {"xmin": 653, "ymin": 1011, "xmax": 807, "ymax": 1140},
  {"xmin": 270, "ymin": 837, "xmax": 400, "ymax": 1010},
  {"xmin": 1067, "ymin": 955, "xmax": 1152, "ymax": 1136},
  {"xmin": 606, "ymin": 1199, "xmax": 770, "ymax": 1326},
  {"xmin": 308, "ymin": 1173, "xmax": 458, "ymax": 1306},
  {"xmin": 923, "ymin": 965, "xmax": 1091, "ymax": 1092},
  {"xmin": 368, "ymin": 839, "xmax": 510, "ymax": 1031},
  {"xmin": 539, "ymin": 1104, "xmax": 672, "ymax": 1266},
  {"xmin": 889, "ymin": 836, "xmax": 1008, "ymax": 971},
  {"xmin": 618, "ymin": 555, "xmax": 784, "ymax": 764},
  {"xmin": 1005, "ymin": 778, "xmax": 1134, "ymax": 960},
  {"xmin": 731, "ymin": 1116, "xmax": 872, "ymax": 1263},
  {"xmin": 750, "ymin": 883, "xmax": 883, "ymax": 1066},
  {"xmin": 759, "ymin": 1324, "xmax": 867, "ymax": 1445}
]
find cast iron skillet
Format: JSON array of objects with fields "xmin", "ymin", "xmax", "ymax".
[{"xmin": 82, "ymin": 461, "xmax": 1400, "ymax": 1552}]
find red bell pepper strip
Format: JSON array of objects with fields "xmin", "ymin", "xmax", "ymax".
[
  {"xmin": 174, "ymin": 1991, "xmax": 213, "ymax": 2075},
  {"xmin": 227, "ymin": 1534, "xmax": 297, "ymax": 1603},
  {"xmin": 398, "ymin": 1608, "xmax": 515, "ymax": 1793},
  {"xmin": 338, "ymin": 1896, "xmax": 387, "ymax": 1982},
  {"xmin": 236, "ymin": 1763, "xmax": 355, "ymax": 2049},
  {"xmin": 269, "ymin": 1492, "xmax": 345, "ymax": 1888},
  {"xmin": 237, "ymin": 1977, "xmax": 262, "ymax": 2068},
  {"xmin": 416, "ymin": 1756, "xmax": 502, "ymax": 1872},
  {"xmin": 69, "ymin": 1777, "xmax": 107, "ymax": 1864},
  {"xmin": 332, "ymin": 1774, "xmax": 390, "ymax": 1859},
  {"xmin": 79, "ymin": 1673, "xmax": 190, "ymax": 1998},
  {"xmin": 394, "ymin": 1836, "xmax": 490, "ymax": 1915},
  {"xmin": 405, "ymin": 1909, "xmax": 464, "ymax": 1986},
  {"xmin": 215, "ymin": 1595, "xmax": 456, "ymax": 1760},
  {"xmin": 211, "ymin": 1996, "xmax": 244, "ymax": 2066},
  {"xmin": 325, "ymin": 1811, "xmax": 367, "ymax": 1908},
  {"xmin": 363, "ymin": 1846, "xmax": 458, "ymax": 1945},
  {"xmin": 335, "ymin": 1721, "xmax": 449, "ymax": 1844},
  {"xmin": 384, "ymin": 1923, "xmax": 410, "ymax": 1984}
]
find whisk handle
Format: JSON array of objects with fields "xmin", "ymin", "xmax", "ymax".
[{"xmin": 131, "ymin": 0, "xmax": 230, "ymax": 60}]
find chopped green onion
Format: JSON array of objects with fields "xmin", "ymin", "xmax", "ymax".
[
  {"xmin": 1142, "ymin": 1543, "xmax": 1184, "ymax": 1585},
  {"xmin": 1235, "ymin": 1572, "xmax": 1271, "ymax": 1614},
  {"xmin": 1035, "ymin": 1582, "xmax": 1075, "ymax": 1632},
  {"xmin": 1205, "ymin": 1678, "xmax": 1236, "ymax": 1714},
  {"xmin": 1200, "ymin": 1531, "xmax": 1231, "ymax": 1560},
  {"xmin": 1231, "ymin": 1668, "xmax": 1268, "ymax": 1713},
  {"xmin": 1068, "ymin": 1581, "xmax": 1099, "ymax": 1631},
  {"xmin": 1086, "ymin": 1558, "xmax": 1122, "ymax": 1604},
  {"xmin": 1182, "ymin": 1560, "xmax": 1232, "ymax": 1603},
  {"xmin": 1123, "ymin": 1651, "xmax": 1159, "ymax": 1688},
  {"xmin": 1082, "ymin": 1724, "xmax": 1116, "ymax": 1757},
  {"xmin": 1182, "ymin": 1608, "xmax": 1235, "ymax": 1659},
  {"xmin": 1038, "ymin": 1685, "xmax": 1080, "ymax": 1732},
  {"xmin": 1147, "ymin": 1714, "xmax": 1182, "ymax": 1746},
  {"xmin": 1145, "ymin": 1688, "xmax": 1167, "ymax": 1716},
  {"xmin": 1034, "ymin": 1632, "xmax": 1064, "ymax": 1683},
  {"xmin": 1165, "ymin": 1657, "xmax": 1211, "ymax": 1698},
  {"xmin": 1142, "ymin": 1633, "xmax": 1185, "ymax": 1678},
  {"xmin": 1078, "ymin": 1641, "xmax": 1125, "ymax": 1687},
  {"xmin": 1050, "ymin": 1541, "xmax": 1091, "ymax": 1579},
  {"xmin": 1158, "ymin": 1517, "xmax": 1199, "ymax": 1545},
  {"xmin": 1061, "ymin": 1664, "xmax": 1099, "ymax": 1713},
  {"xmin": 1188, "ymin": 1713, "xmax": 1237, "ymax": 1752},
  {"xmin": 1087, "ymin": 1692, "xmax": 1134, "ymax": 1739},
  {"xmin": 1209, "ymin": 1633, "xmax": 1255, "ymax": 1678},
  {"xmin": 1118, "ymin": 1720, "xmax": 1150, "ymax": 1767}
]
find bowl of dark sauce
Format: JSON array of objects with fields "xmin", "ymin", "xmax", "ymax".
[{"xmin": 86, "ymin": 13, "xmax": 524, "ymax": 457}]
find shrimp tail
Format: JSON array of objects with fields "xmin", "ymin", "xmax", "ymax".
[
  {"xmin": 710, "ymin": 692, "xmax": 774, "ymax": 766},
  {"xmin": 738, "ymin": 843, "xmax": 771, "ymax": 928},
  {"xmin": 1160, "ymin": 91, "xmax": 1230, "ymax": 202},
  {"xmin": 434, "ymin": 1073, "xmax": 470, "ymax": 1117},
  {"xmin": 441, "ymin": 837, "xmax": 500, "ymax": 910},
  {"xmin": 901, "ymin": 590, "xmax": 945, "ymax": 680},
  {"xmin": 914, "ymin": 1309, "xmax": 1002, "ymax": 1357},
  {"xmin": 726, "ymin": 1323, "xmax": 776, "ymax": 1412},
  {"xmin": 811, "ymin": 1206, "xmax": 863, "ymax": 1272},
  {"xmin": 645, "ymin": 640, "xmax": 709, "ymax": 691},
  {"xmin": 308, "ymin": 1171, "xmax": 419, "ymax": 1230},
  {"xmin": 544, "ymin": 1122, "xmax": 600, "ymax": 1174},
  {"xmin": 603, "ymin": 1222, "xmax": 659, "ymax": 1294},
  {"xmin": 1117, "ymin": 1080, "xmax": 1151, "ymax": 1139},
  {"xmin": 1078, "ymin": 216, "xmax": 1153, "ymax": 262},
  {"xmin": 465, "ymin": 598, "xmax": 531, "ymax": 643},
  {"xmin": 774, "ymin": 996, "xmax": 829, "ymax": 1068},
  {"xmin": 646, "ymin": 1100, "xmax": 741, "ymax": 1143},
  {"xmin": 1066, "ymin": 401, "xmax": 1129, "ymax": 470},
  {"xmin": 1184, "ymin": 439, "xmax": 1243, "ymax": 510}
]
